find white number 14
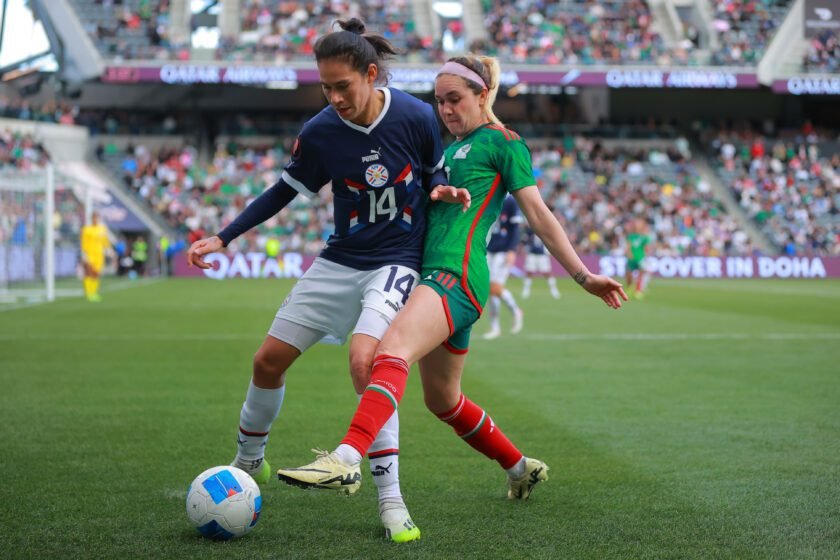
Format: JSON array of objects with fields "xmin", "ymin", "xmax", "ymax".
[{"xmin": 367, "ymin": 187, "xmax": 397, "ymax": 222}]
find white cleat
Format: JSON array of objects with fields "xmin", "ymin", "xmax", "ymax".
[
  {"xmin": 507, "ymin": 457, "xmax": 549, "ymax": 500},
  {"xmin": 276, "ymin": 449, "xmax": 361, "ymax": 495},
  {"xmin": 379, "ymin": 499, "xmax": 421, "ymax": 543},
  {"xmin": 511, "ymin": 309, "xmax": 524, "ymax": 334},
  {"xmin": 482, "ymin": 327, "xmax": 501, "ymax": 340}
]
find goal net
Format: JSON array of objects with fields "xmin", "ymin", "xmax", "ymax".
[{"xmin": 0, "ymin": 165, "xmax": 90, "ymax": 303}]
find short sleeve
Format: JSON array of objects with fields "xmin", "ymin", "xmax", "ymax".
[
  {"xmin": 493, "ymin": 138, "xmax": 536, "ymax": 193},
  {"xmin": 282, "ymin": 128, "xmax": 329, "ymax": 199}
]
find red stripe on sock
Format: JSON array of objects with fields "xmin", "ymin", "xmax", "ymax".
[
  {"xmin": 368, "ymin": 448, "xmax": 400, "ymax": 459},
  {"xmin": 437, "ymin": 394, "xmax": 466, "ymax": 421},
  {"xmin": 341, "ymin": 354, "xmax": 409, "ymax": 456},
  {"xmin": 239, "ymin": 427, "xmax": 269, "ymax": 437},
  {"xmin": 438, "ymin": 394, "xmax": 522, "ymax": 469}
]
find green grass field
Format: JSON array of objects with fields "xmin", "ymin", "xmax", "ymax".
[{"xmin": 2, "ymin": 277, "xmax": 839, "ymax": 559}]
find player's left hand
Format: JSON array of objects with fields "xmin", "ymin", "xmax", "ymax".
[
  {"xmin": 580, "ymin": 273, "xmax": 629, "ymax": 309},
  {"xmin": 430, "ymin": 185, "xmax": 471, "ymax": 212}
]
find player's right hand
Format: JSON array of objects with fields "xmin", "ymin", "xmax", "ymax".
[{"xmin": 187, "ymin": 236, "xmax": 223, "ymax": 269}]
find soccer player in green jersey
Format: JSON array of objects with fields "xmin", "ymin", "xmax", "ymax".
[
  {"xmin": 625, "ymin": 218, "xmax": 651, "ymax": 299},
  {"xmin": 278, "ymin": 55, "xmax": 627, "ymax": 520}
]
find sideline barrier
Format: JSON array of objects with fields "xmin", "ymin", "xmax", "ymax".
[{"xmin": 173, "ymin": 252, "xmax": 840, "ymax": 280}]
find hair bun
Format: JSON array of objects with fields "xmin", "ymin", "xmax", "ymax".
[{"xmin": 339, "ymin": 18, "xmax": 366, "ymax": 35}]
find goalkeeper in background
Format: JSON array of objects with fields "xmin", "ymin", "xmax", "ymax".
[{"xmin": 80, "ymin": 211, "xmax": 110, "ymax": 302}]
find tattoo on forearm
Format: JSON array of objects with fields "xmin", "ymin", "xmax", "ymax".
[{"xmin": 573, "ymin": 270, "xmax": 588, "ymax": 285}]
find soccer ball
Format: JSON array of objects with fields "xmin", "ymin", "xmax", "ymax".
[{"xmin": 186, "ymin": 466, "xmax": 262, "ymax": 540}]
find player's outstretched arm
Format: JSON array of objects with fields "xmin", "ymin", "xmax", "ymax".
[
  {"xmin": 429, "ymin": 184, "xmax": 471, "ymax": 212},
  {"xmin": 513, "ymin": 186, "xmax": 628, "ymax": 309}
]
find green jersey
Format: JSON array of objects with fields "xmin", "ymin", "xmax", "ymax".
[
  {"xmin": 423, "ymin": 124, "xmax": 535, "ymax": 311},
  {"xmin": 627, "ymin": 232, "xmax": 650, "ymax": 261}
]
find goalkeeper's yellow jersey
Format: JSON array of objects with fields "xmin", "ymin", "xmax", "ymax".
[{"xmin": 81, "ymin": 223, "xmax": 109, "ymax": 260}]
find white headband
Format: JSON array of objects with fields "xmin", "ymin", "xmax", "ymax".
[{"xmin": 437, "ymin": 61, "xmax": 487, "ymax": 89}]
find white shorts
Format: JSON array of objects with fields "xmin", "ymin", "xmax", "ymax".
[
  {"xmin": 488, "ymin": 252, "xmax": 511, "ymax": 285},
  {"xmin": 269, "ymin": 257, "xmax": 418, "ymax": 349},
  {"xmin": 525, "ymin": 253, "xmax": 552, "ymax": 274}
]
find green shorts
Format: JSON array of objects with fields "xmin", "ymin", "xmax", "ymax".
[
  {"xmin": 627, "ymin": 258, "xmax": 644, "ymax": 272},
  {"xmin": 420, "ymin": 269, "xmax": 480, "ymax": 354}
]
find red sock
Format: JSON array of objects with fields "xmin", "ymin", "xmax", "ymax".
[
  {"xmin": 341, "ymin": 355, "xmax": 409, "ymax": 456},
  {"xmin": 436, "ymin": 394, "xmax": 523, "ymax": 469}
]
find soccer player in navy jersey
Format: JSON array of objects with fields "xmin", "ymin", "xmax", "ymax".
[
  {"xmin": 522, "ymin": 226, "xmax": 561, "ymax": 299},
  {"xmin": 187, "ymin": 18, "xmax": 469, "ymax": 543},
  {"xmin": 483, "ymin": 194, "xmax": 524, "ymax": 339}
]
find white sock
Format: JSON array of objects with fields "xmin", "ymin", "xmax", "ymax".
[
  {"xmin": 369, "ymin": 414, "xmax": 402, "ymax": 502},
  {"xmin": 548, "ymin": 277, "xmax": 559, "ymax": 296},
  {"xmin": 235, "ymin": 380, "xmax": 285, "ymax": 461},
  {"xmin": 522, "ymin": 277, "xmax": 532, "ymax": 297},
  {"xmin": 334, "ymin": 443, "xmax": 363, "ymax": 466},
  {"xmin": 505, "ymin": 456, "xmax": 527, "ymax": 479},
  {"xmin": 501, "ymin": 289, "xmax": 519, "ymax": 313},
  {"xmin": 489, "ymin": 296, "xmax": 501, "ymax": 330}
]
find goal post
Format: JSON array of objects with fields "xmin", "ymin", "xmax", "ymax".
[{"xmin": 0, "ymin": 164, "xmax": 90, "ymax": 304}]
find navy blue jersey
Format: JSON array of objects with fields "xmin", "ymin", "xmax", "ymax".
[
  {"xmin": 524, "ymin": 227, "xmax": 546, "ymax": 255},
  {"xmin": 282, "ymin": 87, "xmax": 447, "ymax": 271},
  {"xmin": 487, "ymin": 195, "xmax": 523, "ymax": 253}
]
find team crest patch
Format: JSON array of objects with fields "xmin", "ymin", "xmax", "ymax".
[
  {"xmin": 453, "ymin": 144, "xmax": 472, "ymax": 159},
  {"xmin": 365, "ymin": 164, "xmax": 389, "ymax": 187}
]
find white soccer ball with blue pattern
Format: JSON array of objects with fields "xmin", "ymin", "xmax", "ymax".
[{"xmin": 186, "ymin": 466, "xmax": 262, "ymax": 540}]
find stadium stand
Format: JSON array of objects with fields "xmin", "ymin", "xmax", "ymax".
[
  {"xmin": 65, "ymin": 0, "xmax": 839, "ymax": 70},
  {"xmin": 99, "ymin": 134, "xmax": 767, "ymax": 258},
  {"xmin": 230, "ymin": 0, "xmax": 430, "ymax": 62},
  {"xmin": 803, "ymin": 32, "xmax": 840, "ymax": 73},
  {"xmin": 474, "ymin": 0, "xmax": 674, "ymax": 65},
  {"xmin": 69, "ymin": 0, "xmax": 176, "ymax": 61},
  {"xmin": 98, "ymin": 139, "xmax": 333, "ymax": 254},
  {"xmin": 710, "ymin": 129, "xmax": 840, "ymax": 255},
  {"xmin": 533, "ymin": 137, "xmax": 757, "ymax": 257},
  {"xmin": 709, "ymin": 0, "xmax": 792, "ymax": 66}
]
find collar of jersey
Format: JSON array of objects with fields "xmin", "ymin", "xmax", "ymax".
[
  {"xmin": 455, "ymin": 121, "xmax": 495, "ymax": 144},
  {"xmin": 336, "ymin": 87, "xmax": 391, "ymax": 135}
]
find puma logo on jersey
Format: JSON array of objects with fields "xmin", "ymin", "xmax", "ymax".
[
  {"xmin": 453, "ymin": 144, "xmax": 472, "ymax": 159},
  {"xmin": 362, "ymin": 147, "xmax": 382, "ymax": 163}
]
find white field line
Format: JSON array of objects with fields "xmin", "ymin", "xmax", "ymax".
[{"xmin": 0, "ymin": 278, "xmax": 163, "ymax": 314}]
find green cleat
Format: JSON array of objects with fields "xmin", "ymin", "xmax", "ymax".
[
  {"xmin": 380, "ymin": 499, "xmax": 421, "ymax": 543},
  {"xmin": 232, "ymin": 457, "xmax": 272, "ymax": 485},
  {"xmin": 507, "ymin": 457, "xmax": 549, "ymax": 500},
  {"xmin": 277, "ymin": 449, "xmax": 361, "ymax": 495}
]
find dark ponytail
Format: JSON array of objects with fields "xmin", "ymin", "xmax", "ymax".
[{"xmin": 313, "ymin": 18, "xmax": 398, "ymax": 85}]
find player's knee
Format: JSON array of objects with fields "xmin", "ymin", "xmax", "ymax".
[
  {"xmin": 424, "ymin": 390, "xmax": 459, "ymax": 417},
  {"xmin": 252, "ymin": 348, "xmax": 286, "ymax": 385},
  {"xmin": 348, "ymin": 353, "xmax": 373, "ymax": 387}
]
